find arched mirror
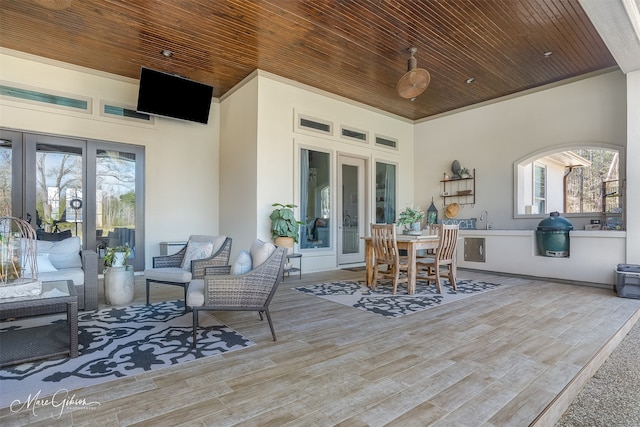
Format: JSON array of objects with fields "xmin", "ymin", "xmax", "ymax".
[{"xmin": 514, "ymin": 144, "xmax": 623, "ymax": 221}]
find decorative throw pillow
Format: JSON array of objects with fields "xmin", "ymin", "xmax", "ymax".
[
  {"xmin": 231, "ymin": 250, "xmax": 252, "ymax": 275},
  {"xmin": 211, "ymin": 235, "xmax": 227, "ymax": 254},
  {"xmin": 250, "ymin": 239, "xmax": 276, "ymax": 268},
  {"xmin": 45, "ymin": 236, "xmax": 82, "ymax": 269},
  {"xmin": 180, "ymin": 240, "xmax": 214, "ymax": 270},
  {"xmin": 23, "ymin": 253, "xmax": 58, "ymax": 274}
]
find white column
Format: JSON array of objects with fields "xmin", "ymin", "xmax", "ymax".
[{"xmin": 627, "ymin": 70, "xmax": 640, "ymax": 264}]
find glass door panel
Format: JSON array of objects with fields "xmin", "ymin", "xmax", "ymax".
[
  {"xmin": 300, "ymin": 148, "xmax": 331, "ymax": 250},
  {"xmin": 22, "ymin": 134, "xmax": 85, "ymax": 242},
  {"xmin": 3, "ymin": 129, "xmax": 145, "ymax": 273},
  {"xmin": 95, "ymin": 149, "xmax": 137, "ymax": 265},
  {"xmin": 338, "ymin": 155, "xmax": 365, "ymax": 264},
  {"xmin": 34, "ymin": 142, "xmax": 84, "ymax": 240},
  {"xmin": 0, "ymin": 130, "xmax": 20, "ymax": 217},
  {"xmin": 375, "ymin": 162, "xmax": 396, "ymax": 224}
]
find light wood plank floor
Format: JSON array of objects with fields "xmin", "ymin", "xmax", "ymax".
[{"xmin": 2, "ymin": 268, "xmax": 639, "ymax": 426}]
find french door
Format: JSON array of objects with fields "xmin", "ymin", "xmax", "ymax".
[
  {"xmin": 337, "ymin": 155, "xmax": 366, "ymax": 265},
  {"xmin": 0, "ymin": 129, "xmax": 145, "ymax": 271}
]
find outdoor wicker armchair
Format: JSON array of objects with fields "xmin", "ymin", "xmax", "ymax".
[
  {"xmin": 187, "ymin": 246, "xmax": 286, "ymax": 346},
  {"xmin": 144, "ymin": 235, "xmax": 232, "ymax": 312}
]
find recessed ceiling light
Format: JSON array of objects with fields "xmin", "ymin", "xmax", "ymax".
[
  {"xmin": 465, "ymin": 77, "xmax": 475, "ymax": 84},
  {"xmin": 543, "ymin": 51, "xmax": 553, "ymax": 58},
  {"xmin": 161, "ymin": 49, "xmax": 174, "ymax": 58}
]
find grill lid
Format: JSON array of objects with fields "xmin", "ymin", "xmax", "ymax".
[{"xmin": 537, "ymin": 211, "xmax": 574, "ymax": 231}]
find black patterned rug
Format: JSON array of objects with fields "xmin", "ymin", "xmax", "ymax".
[
  {"xmin": 296, "ymin": 278, "xmax": 501, "ymax": 318},
  {"xmin": 0, "ymin": 300, "xmax": 254, "ymax": 409}
]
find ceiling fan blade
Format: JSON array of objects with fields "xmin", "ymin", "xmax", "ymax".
[{"xmin": 397, "ymin": 68, "xmax": 431, "ymax": 99}]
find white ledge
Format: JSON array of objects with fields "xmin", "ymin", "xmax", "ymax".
[
  {"xmin": 570, "ymin": 230, "xmax": 626, "ymax": 238},
  {"xmin": 458, "ymin": 229, "xmax": 626, "ymax": 238},
  {"xmin": 459, "ymin": 229, "xmax": 532, "ymax": 236}
]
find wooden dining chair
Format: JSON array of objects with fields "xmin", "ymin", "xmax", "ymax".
[
  {"xmin": 417, "ymin": 224, "xmax": 459, "ymax": 293},
  {"xmin": 424, "ymin": 223, "xmax": 439, "ymax": 254},
  {"xmin": 370, "ymin": 223, "xmax": 409, "ymax": 294}
]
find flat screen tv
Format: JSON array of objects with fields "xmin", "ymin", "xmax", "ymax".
[{"xmin": 136, "ymin": 67, "xmax": 213, "ymax": 124}]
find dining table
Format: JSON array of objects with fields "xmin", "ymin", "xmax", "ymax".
[{"xmin": 361, "ymin": 233, "xmax": 440, "ymax": 295}]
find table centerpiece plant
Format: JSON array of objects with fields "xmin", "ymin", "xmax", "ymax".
[{"xmin": 397, "ymin": 206, "xmax": 425, "ymax": 235}]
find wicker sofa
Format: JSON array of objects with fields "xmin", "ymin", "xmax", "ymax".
[{"xmin": 0, "ymin": 236, "xmax": 98, "ymax": 319}]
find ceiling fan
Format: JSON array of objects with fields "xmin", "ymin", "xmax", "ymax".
[{"xmin": 396, "ymin": 47, "xmax": 431, "ymax": 100}]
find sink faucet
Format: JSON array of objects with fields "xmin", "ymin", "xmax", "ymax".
[{"xmin": 480, "ymin": 210, "xmax": 489, "ymax": 230}]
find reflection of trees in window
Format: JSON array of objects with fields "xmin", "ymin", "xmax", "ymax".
[
  {"xmin": 36, "ymin": 151, "xmax": 82, "ymax": 231},
  {"xmin": 516, "ymin": 147, "xmax": 620, "ymax": 215},
  {"xmin": 0, "ymin": 145, "xmax": 11, "ymax": 215},
  {"xmin": 565, "ymin": 149, "xmax": 618, "ymax": 213},
  {"xmin": 97, "ymin": 151, "xmax": 136, "ymax": 234}
]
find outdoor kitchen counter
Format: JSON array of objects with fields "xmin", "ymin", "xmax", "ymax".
[{"xmin": 457, "ymin": 229, "xmax": 626, "ymax": 286}]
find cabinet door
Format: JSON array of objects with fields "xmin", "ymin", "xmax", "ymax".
[{"xmin": 464, "ymin": 238, "xmax": 485, "ymax": 262}]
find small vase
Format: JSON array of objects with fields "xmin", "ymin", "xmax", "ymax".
[
  {"xmin": 112, "ymin": 252, "xmax": 126, "ymax": 267},
  {"xmin": 411, "ymin": 222, "xmax": 421, "ymax": 232}
]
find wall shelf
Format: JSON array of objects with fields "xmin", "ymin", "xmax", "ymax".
[
  {"xmin": 441, "ymin": 169, "xmax": 475, "ymax": 206},
  {"xmin": 602, "ymin": 179, "xmax": 624, "ymax": 230}
]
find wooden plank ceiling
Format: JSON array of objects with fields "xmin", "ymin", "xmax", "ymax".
[{"xmin": 0, "ymin": 0, "xmax": 617, "ymax": 121}]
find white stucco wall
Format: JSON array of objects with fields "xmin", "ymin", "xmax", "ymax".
[
  {"xmin": 415, "ymin": 71, "xmax": 629, "ymax": 284},
  {"xmin": 220, "ymin": 72, "xmax": 414, "ymax": 270},
  {"xmin": 414, "ymin": 71, "xmax": 627, "ymax": 230},
  {"xmin": 219, "ymin": 77, "xmax": 259, "ymax": 254},
  {"xmin": 0, "ymin": 50, "xmax": 221, "ymax": 269}
]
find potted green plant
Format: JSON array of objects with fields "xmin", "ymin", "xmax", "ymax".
[
  {"xmin": 103, "ymin": 245, "xmax": 131, "ymax": 269},
  {"xmin": 269, "ymin": 203, "xmax": 304, "ymax": 249},
  {"xmin": 398, "ymin": 206, "xmax": 425, "ymax": 234}
]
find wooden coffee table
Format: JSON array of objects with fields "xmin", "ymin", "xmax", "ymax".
[{"xmin": 0, "ymin": 280, "xmax": 78, "ymax": 367}]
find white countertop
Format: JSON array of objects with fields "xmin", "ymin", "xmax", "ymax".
[{"xmin": 459, "ymin": 229, "xmax": 626, "ymax": 238}]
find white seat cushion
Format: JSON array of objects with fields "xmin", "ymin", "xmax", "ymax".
[
  {"xmin": 39, "ymin": 267, "xmax": 85, "ymax": 286},
  {"xmin": 186, "ymin": 279, "xmax": 204, "ymax": 307},
  {"xmin": 250, "ymin": 239, "xmax": 276, "ymax": 268},
  {"xmin": 144, "ymin": 267, "xmax": 192, "ymax": 283},
  {"xmin": 231, "ymin": 250, "xmax": 252, "ymax": 275}
]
